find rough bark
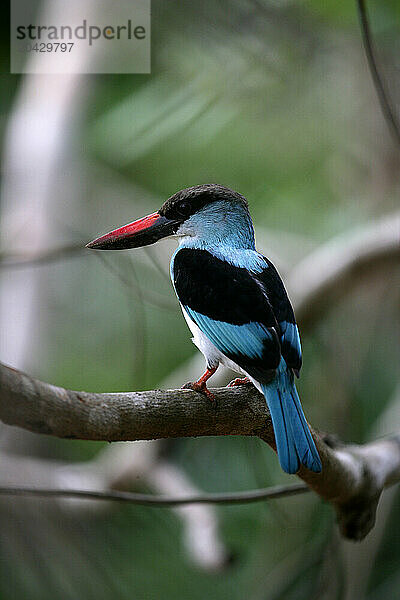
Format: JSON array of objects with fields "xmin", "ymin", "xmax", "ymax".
[{"xmin": 1, "ymin": 362, "xmax": 399, "ymax": 541}]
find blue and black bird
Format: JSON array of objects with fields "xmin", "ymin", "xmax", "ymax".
[{"xmin": 87, "ymin": 184, "xmax": 322, "ymax": 474}]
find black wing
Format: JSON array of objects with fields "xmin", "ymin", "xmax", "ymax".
[
  {"xmin": 172, "ymin": 248, "xmax": 282, "ymax": 383},
  {"xmin": 254, "ymin": 257, "xmax": 302, "ymax": 374}
]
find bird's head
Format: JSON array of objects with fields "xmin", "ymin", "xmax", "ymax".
[{"xmin": 86, "ymin": 184, "xmax": 255, "ymax": 250}]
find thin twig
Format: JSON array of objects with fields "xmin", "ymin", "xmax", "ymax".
[
  {"xmin": 143, "ymin": 247, "xmax": 171, "ymax": 283},
  {"xmin": 357, "ymin": 0, "xmax": 400, "ymax": 147},
  {"xmin": 94, "ymin": 251, "xmax": 175, "ymax": 310},
  {"xmin": 0, "ymin": 482, "xmax": 309, "ymax": 506},
  {"xmin": 128, "ymin": 256, "xmax": 148, "ymax": 386},
  {"xmin": 0, "ymin": 244, "xmax": 84, "ymax": 269}
]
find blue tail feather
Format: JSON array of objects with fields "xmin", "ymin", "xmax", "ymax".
[{"xmin": 261, "ymin": 360, "xmax": 322, "ymax": 474}]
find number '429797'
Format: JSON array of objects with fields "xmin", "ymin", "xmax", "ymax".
[{"xmin": 25, "ymin": 42, "xmax": 74, "ymax": 52}]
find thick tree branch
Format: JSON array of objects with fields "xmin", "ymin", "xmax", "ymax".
[
  {"xmin": 289, "ymin": 212, "xmax": 400, "ymax": 328},
  {"xmin": 1, "ymin": 362, "xmax": 399, "ymax": 540},
  {"xmin": 1, "ymin": 213, "xmax": 398, "ymax": 541}
]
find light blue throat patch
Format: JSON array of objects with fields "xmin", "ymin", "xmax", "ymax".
[
  {"xmin": 175, "ymin": 239, "xmax": 267, "ymax": 273},
  {"xmin": 208, "ymin": 246, "xmax": 267, "ymax": 272}
]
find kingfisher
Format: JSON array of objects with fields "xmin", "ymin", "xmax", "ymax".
[{"xmin": 87, "ymin": 184, "xmax": 322, "ymax": 474}]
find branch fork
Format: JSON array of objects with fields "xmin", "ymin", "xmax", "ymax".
[{"xmin": 1, "ymin": 362, "xmax": 399, "ymax": 541}]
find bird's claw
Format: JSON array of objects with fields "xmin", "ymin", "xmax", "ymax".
[
  {"xmin": 227, "ymin": 377, "xmax": 252, "ymax": 388},
  {"xmin": 182, "ymin": 381, "xmax": 217, "ymax": 405}
]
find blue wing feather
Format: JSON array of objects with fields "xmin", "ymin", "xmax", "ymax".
[{"xmin": 184, "ymin": 306, "xmax": 274, "ymax": 361}]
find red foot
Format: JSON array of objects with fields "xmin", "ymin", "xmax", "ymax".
[
  {"xmin": 182, "ymin": 380, "xmax": 216, "ymax": 402},
  {"xmin": 227, "ymin": 377, "xmax": 252, "ymax": 388},
  {"xmin": 182, "ymin": 366, "xmax": 218, "ymax": 403}
]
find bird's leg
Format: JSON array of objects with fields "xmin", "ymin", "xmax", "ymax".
[
  {"xmin": 182, "ymin": 366, "xmax": 218, "ymax": 403},
  {"xmin": 227, "ymin": 377, "xmax": 252, "ymax": 387}
]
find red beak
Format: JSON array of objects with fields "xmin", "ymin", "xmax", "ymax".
[{"xmin": 86, "ymin": 212, "xmax": 178, "ymax": 250}]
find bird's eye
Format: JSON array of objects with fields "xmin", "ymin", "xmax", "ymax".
[{"xmin": 177, "ymin": 201, "xmax": 191, "ymax": 217}]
